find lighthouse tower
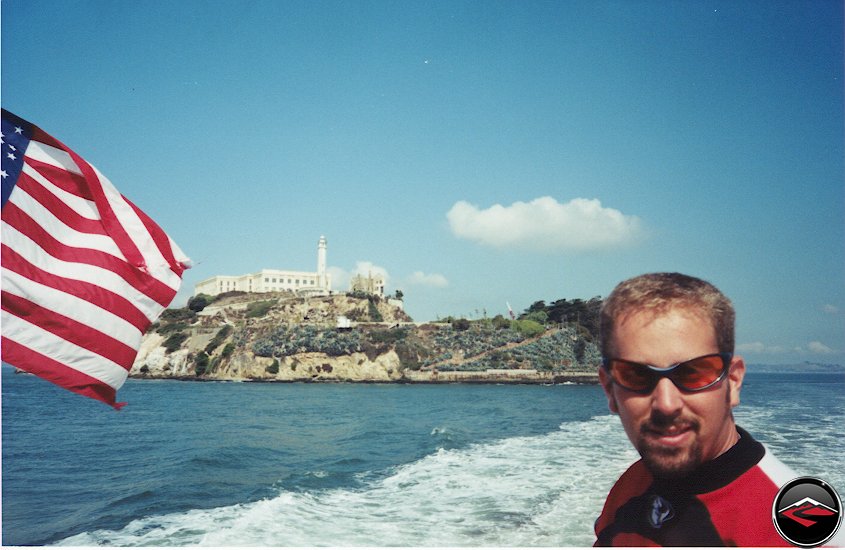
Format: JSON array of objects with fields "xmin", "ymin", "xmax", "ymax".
[{"xmin": 317, "ymin": 235, "xmax": 328, "ymax": 290}]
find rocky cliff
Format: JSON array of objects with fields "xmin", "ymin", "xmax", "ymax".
[{"xmin": 131, "ymin": 291, "xmax": 601, "ymax": 383}]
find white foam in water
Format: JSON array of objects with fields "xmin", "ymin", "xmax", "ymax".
[
  {"xmin": 57, "ymin": 396, "xmax": 845, "ymax": 547},
  {"xmin": 736, "ymin": 405, "xmax": 845, "ymax": 491},
  {"xmin": 58, "ymin": 415, "xmax": 637, "ymax": 547}
]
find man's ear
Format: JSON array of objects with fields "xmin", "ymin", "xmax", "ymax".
[
  {"xmin": 598, "ymin": 367, "xmax": 619, "ymax": 414},
  {"xmin": 727, "ymin": 355, "xmax": 746, "ymax": 408}
]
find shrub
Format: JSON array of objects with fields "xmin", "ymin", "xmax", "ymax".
[
  {"xmin": 160, "ymin": 308, "xmax": 197, "ymax": 323},
  {"xmin": 163, "ymin": 332, "xmax": 188, "ymax": 353},
  {"xmin": 368, "ymin": 327, "xmax": 408, "ymax": 344},
  {"xmin": 451, "ymin": 318, "xmax": 471, "ymax": 331},
  {"xmin": 513, "ymin": 319, "xmax": 545, "ymax": 338},
  {"xmin": 523, "ymin": 310, "xmax": 548, "ymax": 325},
  {"xmin": 574, "ymin": 338, "xmax": 586, "ymax": 363},
  {"xmin": 187, "ymin": 294, "xmax": 210, "ymax": 312},
  {"xmin": 194, "ymin": 351, "xmax": 209, "ymax": 375},
  {"xmin": 367, "ymin": 297, "xmax": 383, "ymax": 322},
  {"xmin": 221, "ymin": 342, "xmax": 236, "ymax": 358},
  {"xmin": 491, "ymin": 315, "xmax": 512, "ymax": 330},
  {"xmin": 246, "ymin": 300, "xmax": 275, "ymax": 318},
  {"xmin": 266, "ymin": 359, "xmax": 279, "ymax": 374},
  {"xmin": 395, "ymin": 339, "xmax": 429, "ymax": 370},
  {"xmin": 205, "ymin": 325, "xmax": 233, "ymax": 354}
]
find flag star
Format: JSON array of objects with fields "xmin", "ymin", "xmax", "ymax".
[
  {"xmin": 9, "ymin": 144, "xmax": 16, "ymax": 151},
  {"xmin": 7, "ymin": 152, "xmax": 16, "ymax": 161},
  {"xmin": 15, "ymin": 126, "xmax": 23, "ymax": 134},
  {"xmin": 0, "ymin": 170, "xmax": 7, "ymax": 179}
]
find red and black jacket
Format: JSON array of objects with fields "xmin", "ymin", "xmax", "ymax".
[{"xmin": 594, "ymin": 426, "xmax": 798, "ymax": 546}]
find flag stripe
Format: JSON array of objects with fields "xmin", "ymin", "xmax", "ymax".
[
  {"xmin": 7, "ymin": 184, "xmax": 124, "ymax": 257},
  {"xmin": 2, "ymin": 291, "xmax": 139, "ymax": 368},
  {"xmin": 1, "ymin": 223, "xmax": 163, "ymax": 321},
  {"xmin": 76, "ymin": 155, "xmax": 147, "ymax": 275},
  {"xmin": 24, "ymin": 158, "xmax": 99, "ymax": 212},
  {"xmin": 2, "ymin": 268, "xmax": 142, "ymax": 349},
  {"xmin": 2, "ymin": 222, "xmax": 161, "ymax": 320},
  {"xmin": 28, "ymin": 127, "xmax": 76, "ymax": 165},
  {"xmin": 1, "ymin": 309, "xmax": 129, "ymax": 387},
  {"xmin": 1, "ymin": 337, "xmax": 125, "ymax": 409},
  {"xmin": 90, "ymin": 164, "xmax": 183, "ymax": 290},
  {"xmin": 2, "ymin": 243, "xmax": 154, "ymax": 330},
  {"xmin": 2, "ymin": 206, "xmax": 176, "ymax": 307},
  {"xmin": 127, "ymin": 197, "xmax": 188, "ymax": 278},
  {"xmin": 16, "ymin": 167, "xmax": 107, "ymax": 235},
  {"xmin": 25, "ymin": 139, "xmax": 188, "ymax": 282}
]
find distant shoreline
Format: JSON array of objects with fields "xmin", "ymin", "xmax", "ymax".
[{"xmin": 126, "ymin": 371, "xmax": 601, "ymax": 385}]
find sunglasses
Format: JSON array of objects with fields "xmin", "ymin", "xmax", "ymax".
[{"xmin": 602, "ymin": 353, "xmax": 733, "ymax": 394}]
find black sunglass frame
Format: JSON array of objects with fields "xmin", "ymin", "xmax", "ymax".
[{"xmin": 601, "ymin": 352, "xmax": 733, "ymax": 394}]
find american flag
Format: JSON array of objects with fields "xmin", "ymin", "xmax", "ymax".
[{"xmin": 1, "ymin": 109, "xmax": 190, "ymax": 409}]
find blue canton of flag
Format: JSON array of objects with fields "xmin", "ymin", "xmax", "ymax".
[{"xmin": 1, "ymin": 113, "xmax": 32, "ymax": 206}]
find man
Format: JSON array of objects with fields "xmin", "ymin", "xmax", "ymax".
[{"xmin": 594, "ymin": 272, "xmax": 797, "ymax": 546}]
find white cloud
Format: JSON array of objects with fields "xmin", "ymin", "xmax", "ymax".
[
  {"xmin": 808, "ymin": 341, "xmax": 836, "ymax": 354},
  {"xmin": 406, "ymin": 271, "xmax": 449, "ymax": 288},
  {"xmin": 822, "ymin": 304, "xmax": 839, "ymax": 314},
  {"xmin": 736, "ymin": 342, "xmax": 766, "ymax": 354},
  {"xmin": 446, "ymin": 196, "xmax": 645, "ymax": 252},
  {"xmin": 736, "ymin": 342, "xmax": 787, "ymax": 354},
  {"xmin": 738, "ymin": 341, "xmax": 839, "ymax": 356},
  {"xmin": 328, "ymin": 261, "xmax": 390, "ymax": 292}
]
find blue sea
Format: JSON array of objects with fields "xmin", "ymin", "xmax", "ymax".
[{"xmin": 2, "ymin": 367, "xmax": 844, "ymax": 546}]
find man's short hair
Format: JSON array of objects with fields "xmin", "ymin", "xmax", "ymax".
[{"xmin": 600, "ymin": 272, "xmax": 735, "ymax": 358}]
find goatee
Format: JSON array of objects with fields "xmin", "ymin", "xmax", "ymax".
[{"xmin": 637, "ymin": 413, "xmax": 702, "ymax": 479}]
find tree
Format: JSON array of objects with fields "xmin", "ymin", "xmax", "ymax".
[
  {"xmin": 187, "ymin": 294, "xmax": 209, "ymax": 312},
  {"xmin": 525, "ymin": 300, "xmax": 547, "ymax": 314},
  {"xmin": 394, "ymin": 289, "xmax": 404, "ymax": 300}
]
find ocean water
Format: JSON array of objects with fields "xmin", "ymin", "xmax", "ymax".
[{"xmin": 2, "ymin": 367, "xmax": 843, "ymax": 546}]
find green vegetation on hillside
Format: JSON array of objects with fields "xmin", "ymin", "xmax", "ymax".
[{"xmin": 147, "ymin": 291, "xmax": 604, "ymax": 377}]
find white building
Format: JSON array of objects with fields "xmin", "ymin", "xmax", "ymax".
[
  {"xmin": 194, "ymin": 236, "xmax": 332, "ymax": 297},
  {"xmin": 350, "ymin": 272, "xmax": 385, "ymax": 297}
]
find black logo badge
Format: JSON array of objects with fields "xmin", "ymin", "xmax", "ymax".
[
  {"xmin": 773, "ymin": 477, "xmax": 842, "ymax": 548},
  {"xmin": 648, "ymin": 494, "xmax": 674, "ymax": 529}
]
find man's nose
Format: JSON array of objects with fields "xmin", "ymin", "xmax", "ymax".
[{"xmin": 651, "ymin": 377, "xmax": 684, "ymax": 416}]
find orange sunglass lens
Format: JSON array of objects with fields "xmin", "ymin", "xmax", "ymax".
[
  {"xmin": 609, "ymin": 360, "xmax": 653, "ymax": 390},
  {"xmin": 674, "ymin": 355, "xmax": 725, "ymax": 388}
]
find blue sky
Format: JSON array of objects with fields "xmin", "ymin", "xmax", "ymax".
[{"xmin": 2, "ymin": 1, "xmax": 843, "ymax": 365}]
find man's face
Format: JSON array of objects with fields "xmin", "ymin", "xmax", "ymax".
[{"xmin": 599, "ymin": 307, "xmax": 746, "ymax": 479}]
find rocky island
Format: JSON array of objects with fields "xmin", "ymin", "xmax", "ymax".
[{"xmin": 131, "ymin": 291, "xmax": 602, "ymax": 384}]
